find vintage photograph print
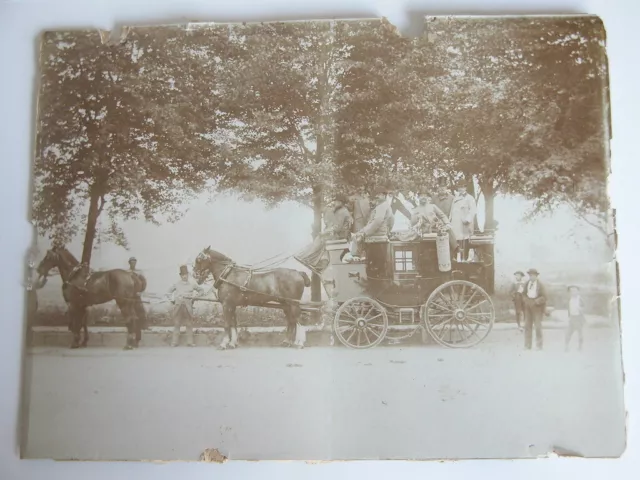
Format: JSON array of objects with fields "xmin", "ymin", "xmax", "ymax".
[{"xmin": 22, "ymin": 15, "xmax": 624, "ymax": 461}]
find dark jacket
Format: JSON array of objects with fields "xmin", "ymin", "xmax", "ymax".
[
  {"xmin": 509, "ymin": 280, "xmax": 527, "ymax": 302},
  {"xmin": 433, "ymin": 193, "xmax": 454, "ymax": 218},
  {"xmin": 523, "ymin": 279, "xmax": 547, "ymax": 307},
  {"xmin": 350, "ymin": 195, "xmax": 371, "ymax": 232},
  {"xmin": 324, "ymin": 205, "xmax": 353, "ymax": 240}
]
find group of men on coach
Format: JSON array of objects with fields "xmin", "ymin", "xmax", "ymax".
[{"xmin": 294, "ymin": 178, "xmax": 479, "ymax": 273}]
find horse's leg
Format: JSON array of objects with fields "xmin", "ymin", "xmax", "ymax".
[
  {"xmin": 290, "ymin": 304, "xmax": 305, "ymax": 349},
  {"xmin": 134, "ymin": 305, "xmax": 142, "ymax": 348},
  {"xmin": 229, "ymin": 308, "xmax": 239, "ymax": 349},
  {"xmin": 281, "ymin": 305, "xmax": 292, "ymax": 347},
  {"xmin": 118, "ymin": 301, "xmax": 135, "ymax": 350},
  {"xmin": 68, "ymin": 305, "xmax": 81, "ymax": 349},
  {"xmin": 81, "ymin": 309, "xmax": 89, "ymax": 348},
  {"xmin": 219, "ymin": 303, "xmax": 233, "ymax": 350}
]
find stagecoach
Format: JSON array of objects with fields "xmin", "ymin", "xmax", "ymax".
[{"xmin": 320, "ymin": 229, "xmax": 496, "ymax": 349}]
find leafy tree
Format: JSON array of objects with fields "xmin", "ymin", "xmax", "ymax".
[
  {"xmin": 34, "ymin": 29, "xmax": 220, "ymax": 264},
  {"xmin": 419, "ymin": 17, "xmax": 608, "ymax": 233},
  {"xmin": 210, "ymin": 20, "xmax": 403, "ymax": 302}
]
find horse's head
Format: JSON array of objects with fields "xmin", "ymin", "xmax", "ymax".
[
  {"xmin": 36, "ymin": 247, "xmax": 62, "ymax": 278},
  {"xmin": 192, "ymin": 246, "xmax": 212, "ymax": 285}
]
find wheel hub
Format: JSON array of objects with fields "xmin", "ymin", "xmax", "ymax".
[
  {"xmin": 357, "ymin": 318, "xmax": 366, "ymax": 328},
  {"xmin": 454, "ymin": 309, "xmax": 466, "ymax": 321}
]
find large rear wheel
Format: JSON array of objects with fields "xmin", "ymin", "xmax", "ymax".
[
  {"xmin": 333, "ymin": 297, "xmax": 388, "ymax": 349},
  {"xmin": 422, "ymin": 280, "xmax": 494, "ymax": 348}
]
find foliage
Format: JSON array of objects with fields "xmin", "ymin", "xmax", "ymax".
[
  {"xmin": 33, "ymin": 17, "xmax": 612, "ymax": 266},
  {"xmin": 34, "ymin": 29, "xmax": 222, "ymax": 262}
]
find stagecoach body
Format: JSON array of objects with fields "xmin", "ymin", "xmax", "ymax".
[{"xmin": 322, "ymin": 232, "xmax": 496, "ymax": 349}]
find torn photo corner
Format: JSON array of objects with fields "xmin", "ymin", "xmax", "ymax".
[{"xmin": 22, "ymin": 15, "xmax": 625, "ymax": 461}]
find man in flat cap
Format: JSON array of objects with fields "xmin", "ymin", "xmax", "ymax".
[
  {"xmin": 324, "ymin": 193, "xmax": 353, "ymax": 241},
  {"xmin": 346, "ymin": 186, "xmax": 394, "ymax": 276},
  {"xmin": 167, "ymin": 265, "xmax": 204, "ymax": 347},
  {"xmin": 433, "ymin": 178, "xmax": 455, "ymax": 219},
  {"xmin": 128, "ymin": 256, "xmax": 149, "ymax": 330},
  {"xmin": 348, "ymin": 187, "xmax": 371, "ymax": 234},
  {"xmin": 523, "ymin": 268, "xmax": 547, "ymax": 350}
]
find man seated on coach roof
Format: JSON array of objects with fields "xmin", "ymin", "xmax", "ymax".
[
  {"xmin": 410, "ymin": 191, "xmax": 450, "ymax": 234},
  {"xmin": 344, "ymin": 186, "xmax": 394, "ymax": 274},
  {"xmin": 323, "ymin": 193, "xmax": 353, "ymax": 241}
]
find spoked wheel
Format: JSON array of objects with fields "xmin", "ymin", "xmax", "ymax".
[
  {"xmin": 334, "ymin": 296, "xmax": 388, "ymax": 349},
  {"xmin": 422, "ymin": 280, "xmax": 494, "ymax": 348}
]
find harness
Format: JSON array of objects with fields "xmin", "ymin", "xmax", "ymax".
[
  {"xmin": 65, "ymin": 263, "xmax": 91, "ymax": 292},
  {"xmin": 208, "ymin": 261, "xmax": 301, "ymax": 305},
  {"xmin": 214, "ymin": 263, "xmax": 254, "ymax": 292}
]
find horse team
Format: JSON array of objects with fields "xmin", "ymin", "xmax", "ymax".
[{"xmin": 35, "ymin": 245, "xmax": 312, "ymax": 350}]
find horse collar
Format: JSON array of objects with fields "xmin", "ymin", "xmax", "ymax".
[{"xmin": 214, "ymin": 263, "xmax": 235, "ymax": 289}]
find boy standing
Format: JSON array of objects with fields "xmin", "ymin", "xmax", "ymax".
[
  {"xmin": 510, "ymin": 271, "xmax": 526, "ymax": 330},
  {"xmin": 167, "ymin": 265, "xmax": 204, "ymax": 347},
  {"xmin": 565, "ymin": 285, "xmax": 586, "ymax": 352}
]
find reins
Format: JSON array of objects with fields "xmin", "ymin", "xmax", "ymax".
[{"xmin": 201, "ymin": 256, "xmax": 306, "ymax": 305}]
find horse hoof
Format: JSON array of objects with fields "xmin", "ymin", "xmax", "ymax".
[
  {"xmin": 70, "ymin": 344, "xmax": 80, "ymax": 349},
  {"xmin": 218, "ymin": 345, "xmax": 228, "ymax": 351},
  {"xmin": 123, "ymin": 345, "xmax": 134, "ymax": 351}
]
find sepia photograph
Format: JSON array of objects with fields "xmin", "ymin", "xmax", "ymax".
[{"xmin": 20, "ymin": 15, "xmax": 624, "ymax": 461}]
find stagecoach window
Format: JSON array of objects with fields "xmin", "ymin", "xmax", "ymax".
[{"xmin": 394, "ymin": 248, "xmax": 415, "ymax": 272}]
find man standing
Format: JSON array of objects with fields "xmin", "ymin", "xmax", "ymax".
[
  {"xmin": 565, "ymin": 285, "xmax": 586, "ymax": 352},
  {"xmin": 510, "ymin": 271, "xmax": 527, "ymax": 331},
  {"xmin": 26, "ymin": 264, "xmax": 47, "ymax": 347},
  {"xmin": 523, "ymin": 268, "xmax": 547, "ymax": 350},
  {"xmin": 128, "ymin": 256, "xmax": 149, "ymax": 330},
  {"xmin": 450, "ymin": 183, "xmax": 477, "ymax": 262},
  {"xmin": 167, "ymin": 265, "xmax": 204, "ymax": 347}
]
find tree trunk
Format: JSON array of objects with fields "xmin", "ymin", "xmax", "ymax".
[
  {"xmin": 310, "ymin": 186, "xmax": 323, "ymax": 321},
  {"xmin": 481, "ymin": 180, "xmax": 495, "ymax": 232},
  {"xmin": 81, "ymin": 189, "xmax": 102, "ymax": 265}
]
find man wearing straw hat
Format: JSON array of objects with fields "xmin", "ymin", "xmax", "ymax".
[{"xmin": 167, "ymin": 265, "xmax": 204, "ymax": 347}]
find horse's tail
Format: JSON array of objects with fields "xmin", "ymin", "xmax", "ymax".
[{"xmin": 299, "ymin": 271, "xmax": 311, "ymax": 288}]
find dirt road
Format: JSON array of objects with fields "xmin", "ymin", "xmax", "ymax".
[{"xmin": 21, "ymin": 328, "xmax": 626, "ymax": 461}]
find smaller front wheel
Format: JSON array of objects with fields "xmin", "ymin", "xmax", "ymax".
[{"xmin": 334, "ymin": 297, "xmax": 388, "ymax": 349}]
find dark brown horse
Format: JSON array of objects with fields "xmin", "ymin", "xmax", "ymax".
[
  {"xmin": 192, "ymin": 246, "xmax": 311, "ymax": 349},
  {"xmin": 36, "ymin": 246, "xmax": 147, "ymax": 350}
]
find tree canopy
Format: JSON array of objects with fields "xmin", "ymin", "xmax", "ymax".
[{"xmin": 33, "ymin": 17, "xmax": 611, "ymax": 268}]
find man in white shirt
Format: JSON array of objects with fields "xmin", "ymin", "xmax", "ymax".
[
  {"xmin": 523, "ymin": 268, "xmax": 547, "ymax": 350},
  {"xmin": 167, "ymin": 265, "xmax": 204, "ymax": 347},
  {"xmin": 565, "ymin": 285, "xmax": 586, "ymax": 352}
]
